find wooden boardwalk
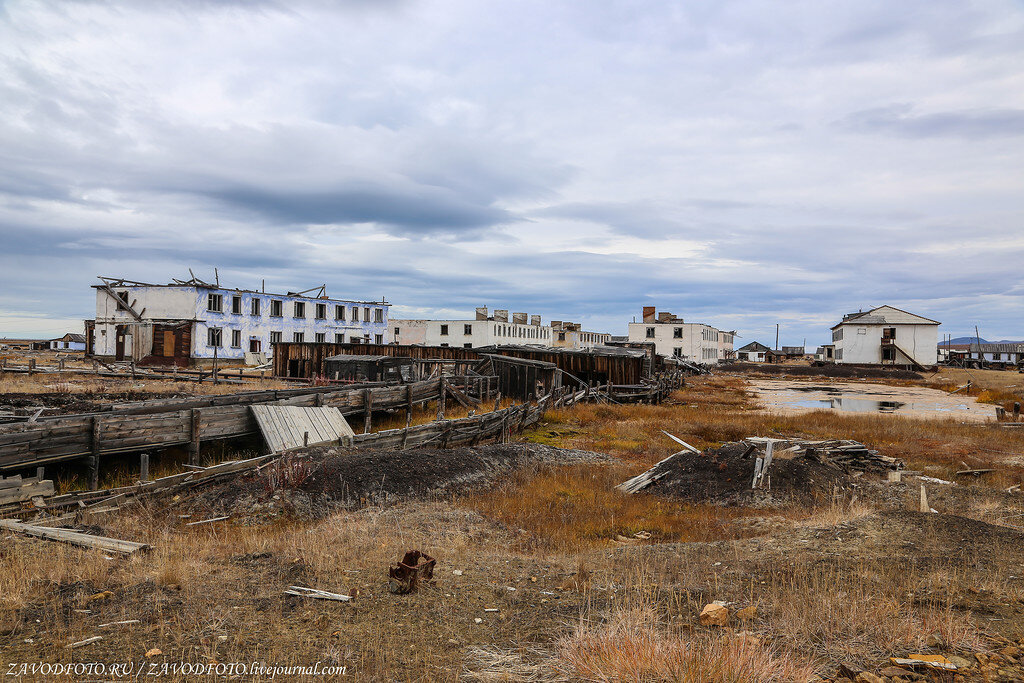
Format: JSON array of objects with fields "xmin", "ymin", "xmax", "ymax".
[{"xmin": 250, "ymin": 406, "xmax": 355, "ymax": 453}]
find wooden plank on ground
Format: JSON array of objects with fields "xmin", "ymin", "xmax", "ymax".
[
  {"xmin": 250, "ymin": 406, "xmax": 355, "ymax": 453},
  {"xmin": 0, "ymin": 518, "xmax": 149, "ymax": 554}
]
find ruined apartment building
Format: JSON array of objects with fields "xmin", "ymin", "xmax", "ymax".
[
  {"xmin": 86, "ymin": 276, "xmax": 390, "ymax": 365},
  {"xmin": 626, "ymin": 307, "xmax": 735, "ymax": 364},
  {"xmin": 391, "ymin": 307, "xmax": 552, "ymax": 348},
  {"xmin": 550, "ymin": 321, "xmax": 612, "ymax": 350},
  {"xmin": 830, "ymin": 305, "xmax": 939, "ymax": 367}
]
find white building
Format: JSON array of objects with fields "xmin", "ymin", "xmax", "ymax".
[
  {"xmin": 626, "ymin": 307, "xmax": 735, "ymax": 365},
  {"xmin": 737, "ymin": 341, "xmax": 770, "ymax": 362},
  {"xmin": 87, "ymin": 276, "xmax": 389, "ymax": 365},
  {"xmin": 550, "ymin": 321, "xmax": 612, "ymax": 350},
  {"xmin": 830, "ymin": 305, "xmax": 939, "ymax": 367},
  {"xmin": 49, "ymin": 333, "xmax": 87, "ymax": 351},
  {"xmin": 391, "ymin": 307, "xmax": 552, "ymax": 348}
]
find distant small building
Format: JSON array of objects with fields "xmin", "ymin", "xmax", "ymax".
[
  {"xmin": 549, "ymin": 321, "xmax": 612, "ymax": 350},
  {"xmin": 737, "ymin": 341, "xmax": 771, "ymax": 362},
  {"xmin": 941, "ymin": 342, "xmax": 1024, "ymax": 368},
  {"xmin": 49, "ymin": 333, "xmax": 87, "ymax": 351},
  {"xmin": 815, "ymin": 344, "xmax": 836, "ymax": 362},
  {"xmin": 626, "ymin": 307, "xmax": 735, "ymax": 365},
  {"xmin": 392, "ymin": 306, "xmax": 552, "ymax": 349},
  {"xmin": 830, "ymin": 305, "xmax": 939, "ymax": 368}
]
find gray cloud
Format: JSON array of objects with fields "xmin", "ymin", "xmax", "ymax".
[{"xmin": 840, "ymin": 104, "xmax": 1024, "ymax": 139}]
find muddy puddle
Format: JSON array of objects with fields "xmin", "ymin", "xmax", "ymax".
[{"xmin": 748, "ymin": 379, "xmax": 996, "ymax": 422}]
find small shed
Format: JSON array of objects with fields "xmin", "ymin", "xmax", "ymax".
[
  {"xmin": 323, "ymin": 355, "xmax": 415, "ymax": 383},
  {"xmin": 481, "ymin": 354, "xmax": 561, "ymax": 401}
]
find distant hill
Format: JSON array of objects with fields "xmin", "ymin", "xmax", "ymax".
[{"xmin": 941, "ymin": 336, "xmax": 1023, "ymax": 346}]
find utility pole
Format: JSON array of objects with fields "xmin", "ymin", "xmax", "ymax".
[{"xmin": 775, "ymin": 324, "xmax": 780, "ymax": 352}]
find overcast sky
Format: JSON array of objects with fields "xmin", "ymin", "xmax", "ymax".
[{"xmin": 1, "ymin": 1, "xmax": 1022, "ymax": 346}]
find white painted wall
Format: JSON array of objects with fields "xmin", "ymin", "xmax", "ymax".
[
  {"xmin": 834, "ymin": 323, "xmax": 937, "ymax": 366},
  {"xmin": 626, "ymin": 322, "xmax": 732, "ymax": 364},
  {"xmin": 391, "ymin": 319, "xmax": 552, "ymax": 348}
]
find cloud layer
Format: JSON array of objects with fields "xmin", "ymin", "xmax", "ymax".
[{"xmin": 1, "ymin": 0, "xmax": 1023, "ymax": 345}]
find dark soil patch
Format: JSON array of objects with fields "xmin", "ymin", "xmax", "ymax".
[
  {"xmin": 637, "ymin": 442, "xmax": 853, "ymax": 507},
  {"xmin": 720, "ymin": 362, "xmax": 923, "ymax": 381},
  {"xmin": 182, "ymin": 443, "xmax": 611, "ymax": 520}
]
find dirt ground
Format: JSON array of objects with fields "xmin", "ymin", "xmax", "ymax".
[{"xmin": 2, "ymin": 367, "xmax": 1024, "ymax": 681}]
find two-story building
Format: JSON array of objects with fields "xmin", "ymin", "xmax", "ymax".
[
  {"xmin": 549, "ymin": 321, "xmax": 612, "ymax": 350},
  {"xmin": 86, "ymin": 276, "xmax": 389, "ymax": 365},
  {"xmin": 391, "ymin": 307, "xmax": 552, "ymax": 348},
  {"xmin": 626, "ymin": 307, "xmax": 735, "ymax": 365},
  {"xmin": 830, "ymin": 305, "xmax": 939, "ymax": 368}
]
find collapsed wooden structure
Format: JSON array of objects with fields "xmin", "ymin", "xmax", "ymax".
[{"xmin": 0, "ymin": 375, "xmax": 494, "ymax": 474}]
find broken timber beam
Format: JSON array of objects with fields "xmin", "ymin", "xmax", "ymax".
[{"xmin": 0, "ymin": 518, "xmax": 149, "ymax": 554}]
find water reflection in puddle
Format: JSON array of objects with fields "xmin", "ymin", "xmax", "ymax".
[{"xmin": 785, "ymin": 396, "xmax": 970, "ymax": 414}]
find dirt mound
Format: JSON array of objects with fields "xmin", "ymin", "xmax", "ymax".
[
  {"xmin": 182, "ymin": 443, "xmax": 611, "ymax": 521},
  {"xmin": 634, "ymin": 442, "xmax": 852, "ymax": 507},
  {"xmin": 721, "ymin": 362, "xmax": 922, "ymax": 380}
]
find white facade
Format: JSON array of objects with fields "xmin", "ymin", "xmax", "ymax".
[
  {"xmin": 831, "ymin": 305, "xmax": 939, "ymax": 367},
  {"xmin": 91, "ymin": 280, "xmax": 389, "ymax": 363},
  {"xmin": 626, "ymin": 309, "xmax": 734, "ymax": 365},
  {"xmin": 737, "ymin": 342, "xmax": 770, "ymax": 362},
  {"xmin": 391, "ymin": 318, "xmax": 552, "ymax": 348},
  {"xmin": 550, "ymin": 322, "xmax": 612, "ymax": 350}
]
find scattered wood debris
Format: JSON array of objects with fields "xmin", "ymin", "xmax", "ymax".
[
  {"xmin": 284, "ymin": 586, "xmax": 352, "ymax": 602},
  {"xmin": 0, "ymin": 519, "xmax": 149, "ymax": 554}
]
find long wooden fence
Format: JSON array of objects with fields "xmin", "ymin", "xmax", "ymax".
[
  {"xmin": 0, "ymin": 398, "xmax": 548, "ymax": 518},
  {"xmin": 0, "ymin": 376, "xmax": 494, "ymax": 471}
]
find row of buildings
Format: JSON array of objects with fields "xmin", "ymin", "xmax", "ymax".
[{"xmin": 73, "ymin": 276, "xmax": 990, "ymax": 370}]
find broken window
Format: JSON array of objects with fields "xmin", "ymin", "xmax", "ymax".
[
  {"xmin": 251, "ymin": 299, "xmax": 261, "ymax": 316},
  {"xmin": 232, "ymin": 295, "xmax": 242, "ymax": 315},
  {"xmin": 394, "ymin": 327, "xmax": 400, "ymax": 336},
  {"xmin": 646, "ymin": 327, "xmax": 655, "ymax": 339},
  {"xmin": 294, "ymin": 302, "xmax": 306, "ymax": 318},
  {"xmin": 881, "ymin": 346, "xmax": 895, "ymax": 361},
  {"xmin": 335, "ymin": 333, "xmax": 345, "ymax": 344},
  {"xmin": 558, "ymin": 332, "xmax": 566, "ymax": 342},
  {"xmin": 440, "ymin": 324, "xmax": 449, "ymax": 336},
  {"xmin": 270, "ymin": 331, "xmax": 282, "ymax": 344},
  {"xmin": 464, "ymin": 324, "xmax": 473, "ymax": 335},
  {"xmin": 351, "ymin": 307, "xmax": 359, "ymax": 322},
  {"xmin": 363, "ymin": 307, "xmax": 371, "ymax": 321},
  {"xmin": 207, "ymin": 294, "xmax": 223, "ymax": 313},
  {"xmin": 231, "ymin": 329, "xmax": 241, "ymax": 347},
  {"xmin": 270, "ymin": 300, "xmax": 283, "ymax": 317},
  {"xmin": 293, "ymin": 332, "xmax": 304, "ymax": 343},
  {"xmin": 375, "ymin": 334, "xmax": 384, "ymax": 344},
  {"xmin": 375, "ymin": 308, "xmax": 384, "ymax": 323},
  {"xmin": 882, "ymin": 327, "xmax": 896, "ymax": 340},
  {"xmin": 207, "ymin": 327, "xmax": 222, "ymax": 347},
  {"xmin": 315, "ymin": 303, "xmax": 327, "ymax": 319},
  {"xmin": 335, "ymin": 305, "xmax": 345, "ymax": 320},
  {"xmin": 673, "ymin": 327, "xmax": 682, "ymax": 338},
  {"xmin": 249, "ymin": 338, "xmax": 261, "ymax": 352},
  {"xmin": 116, "ymin": 291, "xmax": 130, "ymax": 311},
  {"xmin": 464, "ymin": 343, "xmax": 472, "ymax": 348},
  {"xmin": 315, "ymin": 332, "xmax": 326, "ymax": 343}
]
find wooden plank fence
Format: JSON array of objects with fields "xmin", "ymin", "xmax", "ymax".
[{"xmin": 0, "ymin": 376, "xmax": 494, "ymax": 471}]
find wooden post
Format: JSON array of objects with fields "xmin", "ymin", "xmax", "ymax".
[
  {"xmin": 188, "ymin": 408, "xmax": 201, "ymax": 465},
  {"xmin": 139, "ymin": 453, "xmax": 150, "ymax": 483},
  {"xmin": 493, "ymin": 391, "xmax": 501, "ymax": 413},
  {"xmin": 363, "ymin": 388, "xmax": 373, "ymax": 434},
  {"xmin": 28, "ymin": 359, "xmax": 35, "ymax": 376},
  {"xmin": 405, "ymin": 384, "xmax": 413, "ymax": 425},
  {"xmin": 303, "ymin": 432, "xmax": 309, "ymax": 447},
  {"xmin": 58, "ymin": 358, "xmax": 65, "ymax": 372},
  {"xmin": 36, "ymin": 467, "xmax": 44, "ymax": 481},
  {"xmin": 89, "ymin": 416, "xmax": 101, "ymax": 490},
  {"xmin": 437, "ymin": 378, "xmax": 446, "ymax": 420},
  {"xmin": 919, "ymin": 484, "xmax": 930, "ymax": 513}
]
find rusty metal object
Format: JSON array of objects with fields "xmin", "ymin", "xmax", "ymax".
[{"xmin": 388, "ymin": 550, "xmax": 436, "ymax": 594}]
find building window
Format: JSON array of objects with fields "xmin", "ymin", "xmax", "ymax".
[
  {"xmin": 464, "ymin": 323, "xmax": 473, "ymax": 335},
  {"xmin": 207, "ymin": 294, "xmax": 223, "ymax": 312},
  {"xmin": 293, "ymin": 332, "xmax": 304, "ymax": 343},
  {"xmin": 270, "ymin": 331, "xmax": 282, "ymax": 344},
  {"xmin": 363, "ymin": 307, "xmax": 370, "ymax": 321},
  {"xmin": 315, "ymin": 303, "xmax": 327, "ymax": 320},
  {"xmin": 440, "ymin": 343, "xmax": 449, "ymax": 347},
  {"xmin": 674, "ymin": 347, "xmax": 682, "ymax": 357},
  {"xmin": 315, "ymin": 332, "xmax": 326, "ymax": 343},
  {"xmin": 231, "ymin": 295, "xmax": 242, "ymax": 314},
  {"xmin": 249, "ymin": 338, "xmax": 261, "ymax": 352},
  {"xmin": 207, "ymin": 327, "xmax": 222, "ymax": 347},
  {"xmin": 882, "ymin": 327, "xmax": 896, "ymax": 340},
  {"xmin": 374, "ymin": 308, "xmax": 384, "ymax": 323},
  {"xmin": 673, "ymin": 327, "xmax": 682, "ymax": 338},
  {"xmin": 646, "ymin": 327, "xmax": 655, "ymax": 339},
  {"xmin": 251, "ymin": 299, "xmax": 261, "ymax": 316},
  {"xmin": 882, "ymin": 346, "xmax": 895, "ymax": 361},
  {"xmin": 558, "ymin": 332, "xmax": 566, "ymax": 341},
  {"xmin": 832, "ymin": 328, "xmax": 843, "ymax": 342},
  {"xmin": 270, "ymin": 300, "xmax": 283, "ymax": 317},
  {"xmin": 335, "ymin": 333, "xmax": 345, "ymax": 344},
  {"xmin": 375, "ymin": 334, "xmax": 383, "ymax": 344},
  {"xmin": 335, "ymin": 305, "xmax": 345, "ymax": 320},
  {"xmin": 351, "ymin": 307, "xmax": 359, "ymax": 322},
  {"xmin": 231, "ymin": 330, "xmax": 241, "ymax": 348},
  {"xmin": 294, "ymin": 302, "xmax": 306, "ymax": 318},
  {"xmin": 464, "ymin": 343, "xmax": 472, "ymax": 348},
  {"xmin": 394, "ymin": 327, "xmax": 400, "ymax": 336},
  {"xmin": 440, "ymin": 324, "xmax": 449, "ymax": 336},
  {"xmin": 115, "ymin": 291, "xmax": 130, "ymax": 311}
]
